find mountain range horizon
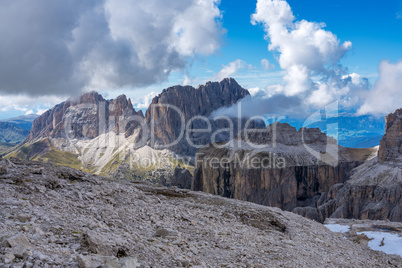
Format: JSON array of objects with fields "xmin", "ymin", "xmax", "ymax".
[{"xmin": 0, "ymin": 78, "xmax": 386, "ymax": 154}]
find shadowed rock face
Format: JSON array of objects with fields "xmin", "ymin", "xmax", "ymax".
[
  {"xmin": 146, "ymin": 78, "xmax": 249, "ymax": 122},
  {"xmin": 193, "ymin": 150, "xmax": 367, "ymax": 212},
  {"xmin": 378, "ymin": 108, "xmax": 402, "ymax": 163},
  {"xmin": 193, "ymin": 110, "xmax": 402, "ymax": 222},
  {"xmin": 145, "ymin": 78, "xmax": 264, "ymax": 156},
  {"xmin": 299, "ymin": 108, "xmax": 402, "ymax": 222},
  {"xmin": 192, "ymin": 122, "xmax": 378, "ymax": 220},
  {"xmin": 171, "ymin": 165, "xmax": 192, "ymax": 189},
  {"xmin": 315, "ymin": 177, "xmax": 402, "ymax": 222}
]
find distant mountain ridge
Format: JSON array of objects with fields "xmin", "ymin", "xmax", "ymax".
[
  {"xmin": 0, "ymin": 114, "xmax": 39, "ymax": 154},
  {"xmin": 1, "ymin": 114, "xmax": 39, "ymax": 130},
  {"xmin": 0, "ymin": 122, "xmax": 30, "ymax": 144}
]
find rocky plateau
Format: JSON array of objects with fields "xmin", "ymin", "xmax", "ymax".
[{"xmin": 0, "ymin": 158, "xmax": 401, "ymax": 267}]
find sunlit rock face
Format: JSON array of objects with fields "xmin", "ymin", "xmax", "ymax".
[{"xmin": 27, "ymin": 91, "xmax": 144, "ymax": 142}]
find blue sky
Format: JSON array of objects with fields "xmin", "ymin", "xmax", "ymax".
[
  {"xmin": 0, "ymin": 0, "xmax": 401, "ymax": 119},
  {"xmin": 188, "ymin": 0, "xmax": 402, "ymax": 85}
]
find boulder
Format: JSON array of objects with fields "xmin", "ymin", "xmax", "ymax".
[{"xmin": 4, "ymin": 233, "xmax": 30, "ymax": 248}]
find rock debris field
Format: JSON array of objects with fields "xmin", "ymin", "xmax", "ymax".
[{"xmin": 0, "ymin": 158, "xmax": 401, "ymax": 267}]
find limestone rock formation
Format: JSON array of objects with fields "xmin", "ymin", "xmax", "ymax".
[
  {"xmin": 315, "ymin": 108, "xmax": 402, "ymax": 222},
  {"xmin": 193, "ymin": 122, "xmax": 378, "ymax": 218},
  {"xmin": 145, "ymin": 78, "xmax": 264, "ymax": 156},
  {"xmin": 236, "ymin": 122, "xmax": 337, "ymax": 147},
  {"xmin": 27, "ymin": 91, "xmax": 143, "ymax": 142},
  {"xmin": 146, "ymin": 78, "xmax": 248, "ymax": 123},
  {"xmin": 11, "ymin": 78, "xmax": 263, "ymax": 183},
  {"xmin": 378, "ymin": 108, "xmax": 402, "ymax": 163},
  {"xmin": 0, "ymin": 158, "xmax": 400, "ymax": 267}
]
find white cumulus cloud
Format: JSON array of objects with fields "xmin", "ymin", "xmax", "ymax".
[
  {"xmin": 252, "ymin": 0, "xmax": 352, "ymax": 98},
  {"xmin": 358, "ymin": 61, "xmax": 402, "ymax": 115},
  {"xmin": 215, "ymin": 0, "xmax": 375, "ymax": 119},
  {"xmin": 182, "ymin": 75, "xmax": 193, "ymax": 86}
]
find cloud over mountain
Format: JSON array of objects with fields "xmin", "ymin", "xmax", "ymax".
[
  {"xmin": 215, "ymin": 60, "xmax": 252, "ymax": 81},
  {"xmin": 0, "ymin": 0, "xmax": 223, "ymax": 96},
  {"xmin": 358, "ymin": 61, "xmax": 402, "ymax": 115},
  {"xmin": 251, "ymin": 0, "xmax": 353, "ymax": 102},
  {"xmin": 213, "ymin": 0, "xmax": 375, "ymax": 119}
]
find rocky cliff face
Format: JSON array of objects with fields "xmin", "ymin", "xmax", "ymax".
[
  {"xmin": 145, "ymin": 78, "xmax": 264, "ymax": 156},
  {"xmin": 193, "ymin": 157, "xmax": 363, "ymax": 211},
  {"xmin": 378, "ymin": 108, "xmax": 402, "ymax": 163},
  {"xmin": 27, "ymin": 92, "xmax": 143, "ymax": 143},
  {"xmin": 146, "ymin": 78, "xmax": 249, "ymax": 122},
  {"xmin": 236, "ymin": 122, "xmax": 337, "ymax": 146},
  {"xmin": 313, "ymin": 108, "xmax": 402, "ymax": 222},
  {"xmin": 14, "ymin": 78, "xmax": 261, "ymax": 180},
  {"xmin": 192, "ymin": 122, "xmax": 378, "ymax": 220}
]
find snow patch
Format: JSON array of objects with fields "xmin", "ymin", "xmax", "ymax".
[
  {"xmin": 357, "ymin": 231, "xmax": 402, "ymax": 257},
  {"xmin": 324, "ymin": 224, "xmax": 350, "ymax": 233}
]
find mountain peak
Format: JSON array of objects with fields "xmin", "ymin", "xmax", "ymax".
[
  {"xmin": 220, "ymin": 77, "xmax": 239, "ymax": 85},
  {"xmin": 78, "ymin": 91, "xmax": 105, "ymax": 104},
  {"xmin": 26, "ymin": 91, "xmax": 142, "ymax": 142}
]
